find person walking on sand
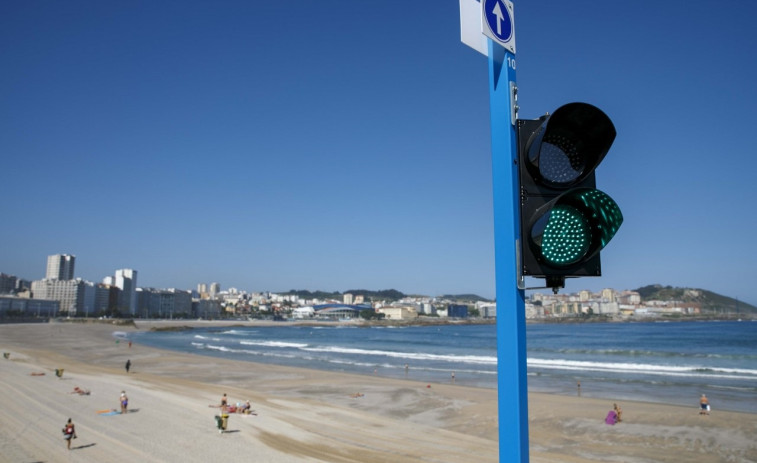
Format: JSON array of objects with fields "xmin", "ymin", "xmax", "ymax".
[
  {"xmin": 220, "ymin": 404, "xmax": 230, "ymax": 433},
  {"xmin": 62, "ymin": 418, "xmax": 77, "ymax": 449},
  {"xmin": 120, "ymin": 391, "xmax": 129, "ymax": 414},
  {"xmin": 700, "ymin": 394, "xmax": 710, "ymax": 415},
  {"xmin": 221, "ymin": 393, "xmax": 228, "ymax": 407},
  {"xmin": 125, "ymin": 359, "xmax": 131, "ymax": 373}
]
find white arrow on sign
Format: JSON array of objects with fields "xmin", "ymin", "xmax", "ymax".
[{"xmin": 492, "ymin": 1, "xmax": 505, "ymax": 36}]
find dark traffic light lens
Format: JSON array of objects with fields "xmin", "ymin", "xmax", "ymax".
[
  {"xmin": 539, "ymin": 132, "xmax": 584, "ymax": 184},
  {"xmin": 526, "ymin": 103, "xmax": 616, "ymax": 189},
  {"xmin": 539, "ymin": 204, "xmax": 592, "ymax": 266}
]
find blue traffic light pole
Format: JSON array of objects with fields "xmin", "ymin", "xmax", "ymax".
[{"xmin": 488, "ymin": 40, "xmax": 530, "ymax": 461}]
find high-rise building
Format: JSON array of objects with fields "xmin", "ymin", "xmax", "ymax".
[
  {"xmin": 46, "ymin": 254, "xmax": 75, "ymax": 280},
  {"xmin": 209, "ymin": 282, "xmax": 220, "ymax": 299},
  {"xmin": 115, "ymin": 269, "xmax": 138, "ymax": 315}
]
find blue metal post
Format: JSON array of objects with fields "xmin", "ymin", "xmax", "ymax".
[{"xmin": 488, "ymin": 41, "xmax": 529, "ymax": 461}]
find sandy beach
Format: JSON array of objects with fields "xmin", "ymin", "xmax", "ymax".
[{"xmin": 1, "ymin": 320, "xmax": 755, "ymax": 463}]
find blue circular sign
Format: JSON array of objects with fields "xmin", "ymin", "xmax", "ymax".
[{"xmin": 484, "ymin": 0, "xmax": 513, "ymax": 42}]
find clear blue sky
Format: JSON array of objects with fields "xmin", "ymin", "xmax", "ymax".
[{"xmin": 2, "ymin": 1, "xmax": 755, "ymax": 305}]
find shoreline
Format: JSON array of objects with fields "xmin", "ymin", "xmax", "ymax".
[
  {"xmin": 134, "ymin": 319, "xmax": 757, "ymax": 415},
  {"xmin": 2, "ymin": 311, "xmax": 754, "ymax": 329},
  {"xmin": 1, "ymin": 321, "xmax": 756, "ymax": 462}
]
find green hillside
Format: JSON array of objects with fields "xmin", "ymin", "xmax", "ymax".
[{"xmin": 634, "ymin": 284, "xmax": 756, "ymax": 314}]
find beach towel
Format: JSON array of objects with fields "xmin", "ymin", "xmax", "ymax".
[{"xmin": 605, "ymin": 410, "xmax": 617, "ymax": 425}]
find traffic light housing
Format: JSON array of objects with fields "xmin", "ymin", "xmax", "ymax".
[{"xmin": 518, "ymin": 103, "xmax": 623, "ymax": 292}]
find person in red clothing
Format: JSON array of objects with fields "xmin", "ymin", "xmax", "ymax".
[{"xmin": 62, "ymin": 418, "xmax": 77, "ymax": 449}]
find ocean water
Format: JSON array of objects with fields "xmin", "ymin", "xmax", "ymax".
[{"xmin": 132, "ymin": 320, "xmax": 757, "ymax": 414}]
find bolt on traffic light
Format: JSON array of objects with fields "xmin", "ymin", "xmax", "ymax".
[{"xmin": 517, "ymin": 102, "xmax": 623, "ymax": 292}]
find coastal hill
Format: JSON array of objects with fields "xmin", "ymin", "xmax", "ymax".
[{"xmin": 634, "ymin": 284, "xmax": 757, "ymax": 314}]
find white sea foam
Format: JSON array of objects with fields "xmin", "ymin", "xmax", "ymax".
[
  {"xmin": 302, "ymin": 346, "xmax": 497, "ymax": 365},
  {"xmin": 526, "ymin": 358, "xmax": 757, "ymax": 379},
  {"xmin": 221, "ymin": 329, "xmax": 260, "ymax": 336},
  {"xmin": 205, "ymin": 345, "xmax": 258, "ymax": 355},
  {"xmin": 239, "ymin": 340, "xmax": 308, "ymax": 349}
]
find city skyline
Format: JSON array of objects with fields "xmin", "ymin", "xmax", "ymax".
[
  {"xmin": 3, "ymin": 252, "xmax": 749, "ymax": 306},
  {"xmin": 2, "ymin": 2, "xmax": 756, "ymax": 306}
]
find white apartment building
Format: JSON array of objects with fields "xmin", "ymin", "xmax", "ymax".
[
  {"xmin": 209, "ymin": 282, "xmax": 220, "ymax": 299},
  {"xmin": 31, "ymin": 278, "xmax": 86, "ymax": 315},
  {"xmin": 46, "ymin": 254, "xmax": 75, "ymax": 280},
  {"xmin": 115, "ymin": 269, "xmax": 138, "ymax": 315}
]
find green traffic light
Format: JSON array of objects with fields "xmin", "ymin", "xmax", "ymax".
[
  {"xmin": 518, "ymin": 103, "xmax": 623, "ymax": 286},
  {"xmin": 541, "ymin": 204, "xmax": 592, "ymax": 266},
  {"xmin": 533, "ymin": 189, "xmax": 623, "ymax": 268}
]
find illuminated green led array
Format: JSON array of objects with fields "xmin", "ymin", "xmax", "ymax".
[
  {"xmin": 540, "ymin": 204, "xmax": 592, "ymax": 266},
  {"xmin": 576, "ymin": 189, "xmax": 623, "ymax": 247}
]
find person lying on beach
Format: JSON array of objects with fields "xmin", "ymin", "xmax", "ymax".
[
  {"xmin": 71, "ymin": 387, "xmax": 90, "ymax": 395},
  {"xmin": 351, "ymin": 392, "xmax": 364, "ymax": 398}
]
